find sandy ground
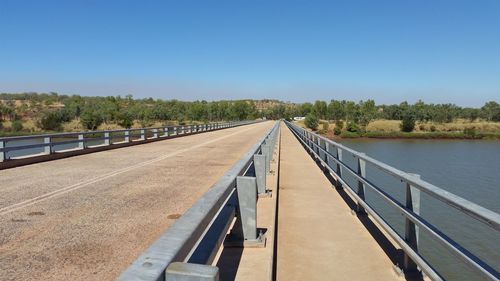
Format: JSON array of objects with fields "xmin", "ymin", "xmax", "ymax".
[{"xmin": 0, "ymin": 121, "xmax": 273, "ymax": 281}]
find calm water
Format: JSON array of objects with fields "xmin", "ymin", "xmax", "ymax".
[{"xmin": 339, "ymin": 138, "xmax": 500, "ymax": 280}]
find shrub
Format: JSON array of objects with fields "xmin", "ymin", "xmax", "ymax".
[
  {"xmin": 463, "ymin": 127, "xmax": 476, "ymax": 137},
  {"xmin": 304, "ymin": 114, "xmax": 319, "ymax": 130},
  {"xmin": 335, "ymin": 120, "xmax": 344, "ymax": 130},
  {"xmin": 322, "ymin": 122, "xmax": 329, "ymax": 131},
  {"xmin": 419, "ymin": 124, "xmax": 425, "ymax": 131},
  {"xmin": 318, "ymin": 121, "xmax": 329, "ymax": 134},
  {"xmin": 400, "ymin": 115, "xmax": 416, "ymax": 132},
  {"xmin": 11, "ymin": 120, "xmax": 23, "ymax": 132},
  {"xmin": 117, "ymin": 112, "xmax": 134, "ymax": 129},
  {"xmin": 333, "ymin": 127, "xmax": 342, "ymax": 135},
  {"xmin": 430, "ymin": 125, "xmax": 437, "ymax": 132},
  {"xmin": 346, "ymin": 122, "xmax": 360, "ymax": 133},
  {"xmin": 0, "ymin": 121, "xmax": 3, "ymax": 130},
  {"xmin": 80, "ymin": 110, "xmax": 103, "ymax": 130},
  {"xmin": 38, "ymin": 111, "xmax": 64, "ymax": 131},
  {"xmin": 140, "ymin": 118, "xmax": 153, "ymax": 128}
]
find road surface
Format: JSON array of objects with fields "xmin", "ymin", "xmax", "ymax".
[{"xmin": 0, "ymin": 121, "xmax": 273, "ymax": 281}]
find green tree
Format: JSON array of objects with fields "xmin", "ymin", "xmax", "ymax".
[
  {"xmin": 328, "ymin": 100, "xmax": 344, "ymax": 121},
  {"xmin": 80, "ymin": 110, "xmax": 103, "ymax": 130},
  {"xmin": 359, "ymin": 99, "xmax": 377, "ymax": 126},
  {"xmin": 38, "ymin": 110, "xmax": 66, "ymax": 131},
  {"xmin": 299, "ymin": 103, "xmax": 313, "ymax": 116},
  {"xmin": 117, "ymin": 112, "xmax": 134, "ymax": 128},
  {"xmin": 313, "ymin": 100, "xmax": 328, "ymax": 119},
  {"xmin": 481, "ymin": 101, "xmax": 500, "ymax": 121},
  {"xmin": 304, "ymin": 114, "xmax": 319, "ymax": 130},
  {"xmin": 400, "ymin": 114, "xmax": 416, "ymax": 132}
]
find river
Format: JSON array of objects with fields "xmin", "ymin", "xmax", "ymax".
[{"xmin": 339, "ymin": 138, "xmax": 500, "ymax": 280}]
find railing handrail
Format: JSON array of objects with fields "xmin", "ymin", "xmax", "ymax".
[
  {"xmin": 285, "ymin": 120, "xmax": 500, "ymax": 281},
  {"xmin": 286, "ymin": 121, "xmax": 500, "ymax": 231},
  {"xmin": 118, "ymin": 121, "xmax": 280, "ymax": 281},
  {"xmin": 0, "ymin": 121, "xmax": 260, "ymax": 162},
  {"xmin": 0, "ymin": 121, "xmax": 232, "ymax": 142}
]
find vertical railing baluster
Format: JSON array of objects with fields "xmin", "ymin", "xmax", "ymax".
[
  {"xmin": 124, "ymin": 130, "xmax": 130, "ymax": 142},
  {"xmin": 324, "ymin": 142, "xmax": 332, "ymax": 172},
  {"xmin": 403, "ymin": 174, "xmax": 422, "ymax": 276},
  {"xmin": 0, "ymin": 140, "xmax": 6, "ymax": 162},
  {"xmin": 153, "ymin": 128, "xmax": 158, "ymax": 138},
  {"xmin": 335, "ymin": 147, "xmax": 343, "ymax": 189},
  {"xmin": 140, "ymin": 129, "xmax": 145, "ymax": 140},
  {"xmin": 104, "ymin": 132, "xmax": 110, "ymax": 145},
  {"xmin": 44, "ymin": 137, "xmax": 52, "ymax": 155},
  {"xmin": 355, "ymin": 153, "xmax": 366, "ymax": 214},
  {"xmin": 78, "ymin": 134, "xmax": 84, "ymax": 149}
]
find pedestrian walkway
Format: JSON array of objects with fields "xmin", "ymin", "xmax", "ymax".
[{"xmin": 276, "ymin": 123, "xmax": 403, "ymax": 281}]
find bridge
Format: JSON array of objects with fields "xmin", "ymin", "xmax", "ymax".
[{"xmin": 0, "ymin": 121, "xmax": 498, "ymax": 281}]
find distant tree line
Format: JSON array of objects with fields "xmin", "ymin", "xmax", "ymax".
[
  {"xmin": 0, "ymin": 93, "xmax": 260, "ymax": 131},
  {"xmin": 294, "ymin": 99, "xmax": 500, "ymax": 124},
  {"xmin": 296, "ymin": 99, "xmax": 499, "ymax": 133},
  {"xmin": 0, "ymin": 92, "xmax": 498, "ymax": 133}
]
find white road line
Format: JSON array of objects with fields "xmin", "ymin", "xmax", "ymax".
[{"xmin": 0, "ymin": 124, "xmax": 261, "ymax": 216}]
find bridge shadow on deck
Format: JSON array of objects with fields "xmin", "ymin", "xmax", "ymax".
[{"xmin": 301, "ymin": 146, "xmax": 424, "ymax": 281}]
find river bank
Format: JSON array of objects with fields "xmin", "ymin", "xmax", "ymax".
[
  {"xmin": 336, "ymin": 131, "xmax": 500, "ymax": 140},
  {"xmin": 295, "ymin": 119, "xmax": 500, "ymax": 140}
]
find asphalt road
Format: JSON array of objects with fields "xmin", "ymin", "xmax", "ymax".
[{"xmin": 0, "ymin": 121, "xmax": 273, "ymax": 281}]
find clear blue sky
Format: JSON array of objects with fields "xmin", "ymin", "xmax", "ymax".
[{"xmin": 1, "ymin": 0, "xmax": 499, "ymax": 106}]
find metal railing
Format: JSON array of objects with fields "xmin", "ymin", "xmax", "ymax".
[
  {"xmin": 0, "ymin": 121, "xmax": 258, "ymax": 162},
  {"xmin": 118, "ymin": 121, "xmax": 280, "ymax": 281},
  {"xmin": 285, "ymin": 121, "xmax": 500, "ymax": 281}
]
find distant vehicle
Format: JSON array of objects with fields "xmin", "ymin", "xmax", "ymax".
[{"xmin": 293, "ymin": 116, "xmax": 305, "ymax": 121}]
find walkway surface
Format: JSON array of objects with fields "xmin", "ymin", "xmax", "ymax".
[
  {"xmin": 0, "ymin": 121, "xmax": 273, "ymax": 281},
  {"xmin": 276, "ymin": 123, "xmax": 402, "ymax": 281}
]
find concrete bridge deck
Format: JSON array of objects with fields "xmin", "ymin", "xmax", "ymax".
[
  {"xmin": 0, "ymin": 121, "xmax": 273, "ymax": 281},
  {"xmin": 276, "ymin": 123, "xmax": 402, "ymax": 281}
]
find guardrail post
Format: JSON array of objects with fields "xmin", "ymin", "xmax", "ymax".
[
  {"xmin": 163, "ymin": 127, "xmax": 168, "ymax": 137},
  {"xmin": 225, "ymin": 176, "xmax": 265, "ymax": 247},
  {"xmin": 254, "ymin": 154, "xmax": 268, "ymax": 196},
  {"xmin": 140, "ymin": 129, "xmax": 146, "ymax": 140},
  {"xmin": 261, "ymin": 144, "xmax": 271, "ymax": 173},
  {"xmin": 403, "ymin": 174, "xmax": 422, "ymax": 277},
  {"xmin": 166, "ymin": 262, "xmax": 219, "ymax": 281},
  {"xmin": 355, "ymin": 154, "xmax": 366, "ymax": 214},
  {"xmin": 152, "ymin": 128, "xmax": 158, "ymax": 138},
  {"xmin": 44, "ymin": 137, "xmax": 52, "ymax": 154},
  {"xmin": 0, "ymin": 140, "xmax": 6, "ymax": 162},
  {"xmin": 104, "ymin": 132, "xmax": 110, "ymax": 145},
  {"xmin": 78, "ymin": 134, "xmax": 84, "ymax": 149},
  {"xmin": 124, "ymin": 130, "xmax": 130, "ymax": 142}
]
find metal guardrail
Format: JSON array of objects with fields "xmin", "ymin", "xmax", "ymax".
[
  {"xmin": 0, "ymin": 121, "xmax": 257, "ymax": 162},
  {"xmin": 285, "ymin": 120, "xmax": 500, "ymax": 281},
  {"xmin": 118, "ymin": 121, "xmax": 280, "ymax": 281}
]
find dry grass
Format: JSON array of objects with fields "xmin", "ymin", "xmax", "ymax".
[
  {"xmin": 366, "ymin": 120, "xmax": 401, "ymax": 132},
  {"xmin": 62, "ymin": 119, "xmax": 84, "ymax": 131},
  {"xmin": 295, "ymin": 119, "xmax": 500, "ymax": 135},
  {"xmin": 2, "ymin": 120, "xmax": 40, "ymax": 132},
  {"xmin": 366, "ymin": 119, "xmax": 500, "ymax": 133}
]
